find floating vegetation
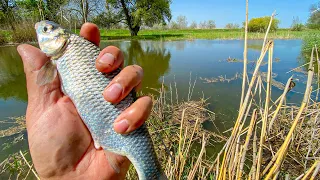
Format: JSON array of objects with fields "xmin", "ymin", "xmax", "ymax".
[
  {"xmin": 0, "ymin": 116, "xmax": 26, "ymax": 138},
  {"xmin": 200, "ymin": 72, "xmax": 242, "ymax": 83},
  {"xmin": 226, "ymin": 56, "xmax": 280, "ymax": 64},
  {"xmin": 0, "ymin": 151, "xmax": 39, "ymax": 180},
  {"xmin": 2, "ymin": 134, "xmax": 24, "ymax": 150}
]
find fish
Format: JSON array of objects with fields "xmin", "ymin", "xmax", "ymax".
[{"xmin": 34, "ymin": 20, "xmax": 166, "ymax": 180}]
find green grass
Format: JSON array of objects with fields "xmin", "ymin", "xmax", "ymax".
[
  {"xmin": 99, "ymin": 28, "xmax": 320, "ymax": 41},
  {"xmin": 1, "ymin": 28, "xmax": 320, "ymax": 44}
]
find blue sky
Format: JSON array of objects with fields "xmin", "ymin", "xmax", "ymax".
[{"xmin": 170, "ymin": 0, "xmax": 318, "ymax": 28}]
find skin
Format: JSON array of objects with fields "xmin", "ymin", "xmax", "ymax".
[{"xmin": 17, "ymin": 23, "xmax": 152, "ymax": 180}]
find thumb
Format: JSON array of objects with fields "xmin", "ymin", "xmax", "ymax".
[{"xmin": 17, "ymin": 44, "xmax": 62, "ymax": 106}]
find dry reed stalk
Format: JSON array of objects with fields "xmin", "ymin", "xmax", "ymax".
[
  {"xmin": 305, "ymin": 112, "xmax": 319, "ymax": 169},
  {"xmin": 268, "ymin": 76, "xmax": 294, "ymax": 133},
  {"xmin": 315, "ymin": 45, "xmax": 320, "ymax": 103},
  {"xmin": 218, "ymin": 41, "xmax": 272, "ymax": 180},
  {"xmin": 187, "ymin": 135, "xmax": 206, "ymax": 180},
  {"xmin": 265, "ymin": 47, "xmax": 315, "ymax": 179},
  {"xmin": 19, "ymin": 151, "xmax": 40, "ymax": 180},
  {"xmin": 240, "ymin": 0, "xmax": 249, "ymax": 107},
  {"xmin": 310, "ymin": 161, "xmax": 320, "ymax": 180},
  {"xmin": 262, "ymin": 11, "xmax": 276, "ymax": 51},
  {"xmin": 255, "ymin": 41, "xmax": 274, "ymax": 180},
  {"xmin": 237, "ymin": 109, "xmax": 258, "ymax": 180},
  {"xmin": 301, "ymin": 161, "xmax": 319, "ymax": 180},
  {"xmin": 251, "ymin": 126, "xmax": 258, "ymax": 180}
]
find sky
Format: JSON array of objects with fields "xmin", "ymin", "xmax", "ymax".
[{"xmin": 170, "ymin": 0, "xmax": 319, "ymax": 28}]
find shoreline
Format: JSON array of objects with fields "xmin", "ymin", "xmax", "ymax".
[{"xmin": 0, "ymin": 37, "xmax": 305, "ymax": 47}]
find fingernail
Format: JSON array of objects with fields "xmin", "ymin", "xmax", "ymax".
[
  {"xmin": 114, "ymin": 119, "xmax": 129, "ymax": 133},
  {"xmin": 104, "ymin": 83, "xmax": 123, "ymax": 102},
  {"xmin": 98, "ymin": 53, "xmax": 115, "ymax": 67}
]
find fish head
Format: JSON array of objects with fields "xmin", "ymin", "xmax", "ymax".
[{"xmin": 35, "ymin": 20, "xmax": 70, "ymax": 57}]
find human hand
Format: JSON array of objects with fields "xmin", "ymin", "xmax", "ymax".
[{"xmin": 17, "ymin": 23, "xmax": 152, "ymax": 180}]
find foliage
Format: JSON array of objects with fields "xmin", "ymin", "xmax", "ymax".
[
  {"xmin": 16, "ymin": 0, "xmax": 42, "ymax": 21},
  {"xmin": 247, "ymin": 16, "xmax": 279, "ymax": 32},
  {"xmin": 291, "ymin": 17, "xmax": 304, "ymax": 31},
  {"xmin": 0, "ymin": 33, "xmax": 8, "ymax": 45},
  {"xmin": 106, "ymin": 0, "xmax": 172, "ymax": 36},
  {"xmin": 302, "ymin": 32, "xmax": 320, "ymax": 57},
  {"xmin": 0, "ymin": 0, "xmax": 17, "ymax": 30},
  {"xmin": 189, "ymin": 21, "xmax": 197, "ymax": 29},
  {"xmin": 307, "ymin": 2, "xmax": 320, "ymax": 29},
  {"xmin": 92, "ymin": 11, "xmax": 122, "ymax": 29},
  {"xmin": 225, "ymin": 23, "xmax": 240, "ymax": 29}
]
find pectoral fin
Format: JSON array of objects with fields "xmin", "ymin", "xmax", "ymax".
[{"xmin": 36, "ymin": 61, "xmax": 57, "ymax": 86}]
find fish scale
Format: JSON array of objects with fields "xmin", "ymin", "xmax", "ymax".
[{"xmin": 54, "ymin": 33, "xmax": 163, "ymax": 179}]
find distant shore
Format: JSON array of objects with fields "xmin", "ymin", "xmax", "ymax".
[{"xmin": 1, "ymin": 29, "xmax": 319, "ymax": 46}]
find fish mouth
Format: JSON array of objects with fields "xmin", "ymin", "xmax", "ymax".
[{"xmin": 35, "ymin": 22, "xmax": 40, "ymax": 30}]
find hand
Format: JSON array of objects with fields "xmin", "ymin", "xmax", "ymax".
[{"xmin": 17, "ymin": 23, "xmax": 152, "ymax": 180}]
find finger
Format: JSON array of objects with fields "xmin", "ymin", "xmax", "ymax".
[
  {"xmin": 17, "ymin": 44, "xmax": 62, "ymax": 111},
  {"xmin": 96, "ymin": 46, "xmax": 124, "ymax": 73},
  {"xmin": 113, "ymin": 96, "xmax": 152, "ymax": 134},
  {"xmin": 18, "ymin": 44, "xmax": 48, "ymax": 75},
  {"xmin": 103, "ymin": 65, "xmax": 143, "ymax": 103},
  {"xmin": 80, "ymin": 23, "xmax": 100, "ymax": 46}
]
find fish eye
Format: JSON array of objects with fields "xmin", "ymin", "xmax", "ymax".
[{"xmin": 43, "ymin": 25, "xmax": 53, "ymax": 33}]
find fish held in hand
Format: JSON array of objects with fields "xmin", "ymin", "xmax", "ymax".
[{"xmin": 35, "ymin": 20, "xmax": 166, "ymax": 180}]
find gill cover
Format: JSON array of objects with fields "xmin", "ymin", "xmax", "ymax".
[{"xmin": 35, "ymin": 21, "xmax": 70, "ymax": 86}]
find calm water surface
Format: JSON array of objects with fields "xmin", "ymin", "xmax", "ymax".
[{"xmin": 0, "ymin": 39, "xmax": 308, "ymax": 163}]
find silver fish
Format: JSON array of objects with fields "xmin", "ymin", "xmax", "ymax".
[{"xmin": 35, "ymin": 20, "xmax": 165, "ymax": 180}]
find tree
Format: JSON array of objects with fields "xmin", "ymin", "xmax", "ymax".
[
  {"xmin": 168, "ymin": 20, "xmax": 178, "ymax": 29},
  {"xmin": 189, "ymin": 20, "xmax": 197, "ymax": 29},
  {"xmin": 199, "ymin": 21, "xmax": 207, "ymax": 29},
  {"xmin": 0, "ymin": 0, "xmax": 17, "ymax": 30},
  {"xmin": 207, "ymin": 20, "xmax": 216, "ymax": 29},
  {"xmin": 291, "ymin": 17, "xmax": 304, "ymax": 31},
  {"xmin": 68, "ymin": 0, "xmax": 103, "ymax": 24},
  {"xmin": 106, "ymin": 0, "xmax": 172, "ymax": 36},
  {"xmin": 307, "ymin": 2, "xmax": 320, "ymax": 29},
  {"xmin": 44, "ymin": 0, "xmax": 68, "ymax": 22},
  {"xmin": 176, "ymin": 15, "xmax": 187, "ymax": 29},
  {"xmin": 247, "ymin": 16, "xmax": 279, "ymax": 32},
  {"xmin": 225, "ymin": 23, "xmax": 240, "ymax": 29}
]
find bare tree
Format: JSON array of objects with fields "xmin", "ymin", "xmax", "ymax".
[
  {"xmin": 67, "ymin": 0, "xmax": 104, "ymax": 24},
  {"xmin": 189, "ymin": 21, "xmax": 197, "ymax": 29},
  {"xmin": 176, "ymin": 15, "xmax": 187, "ymax": 29}
]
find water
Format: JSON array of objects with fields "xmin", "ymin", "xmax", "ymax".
[{"xmin": 0, "ymin": 39, "xmax": 308, "ymax": 163}]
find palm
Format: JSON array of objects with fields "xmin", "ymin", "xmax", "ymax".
[{"xmin": 25, "ymin": 73, "xmax": 129, "ymax": 179}]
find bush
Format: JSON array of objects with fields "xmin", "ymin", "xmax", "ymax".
[
  {"xmin": 11, "ymin": 23, "xmax": 37, "ymax": 43},
  {"xmin": 291, "ymin": 23, "xmax": 304, "ymax": 31},
  {"xmin": 248, "ymin": 16, "xmax": 279, "ymax": 32},
  {"xmin": 291, "ymin": 17, "xmax": 304, "ymax": 31},
  {"xmin": 302, "ymin": 33, "xmax": 320, "ymax": 56},
  {"xmin": 0, "ymin": 33, "xmax": 8, "ymax": 45}
]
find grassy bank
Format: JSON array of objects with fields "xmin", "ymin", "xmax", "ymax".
[
  {"xmin": 1, "ymin": 27, "xmax": 319, "ymax": 45},
  {"xmin": 100, "ymin": 29, "xmax": 317, "ymax": 41}
]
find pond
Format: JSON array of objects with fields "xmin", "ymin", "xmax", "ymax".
[{"xmin": 0, "ymin": 39, "xmax": 309, "ymax": 164}]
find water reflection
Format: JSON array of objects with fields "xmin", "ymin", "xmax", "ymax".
[
  {"xmin": 102, "ymin": 41, "xmax": 171, "ymax": 95},
  {"xmin": 0, "ymin": 46, "xmax": 27, "ymax": 102}
]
